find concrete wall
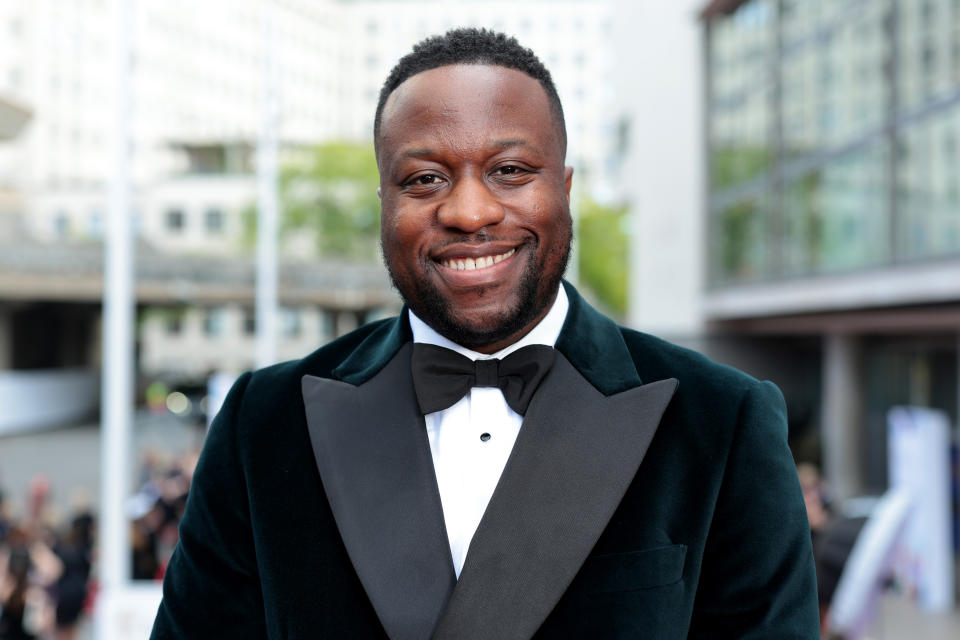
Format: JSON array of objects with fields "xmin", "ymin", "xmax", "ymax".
[
  {"xmin": 615, "ymin": 0, "xmax": 705, "ymax": 337},
  {"xmin": 139, "ymin": 304, "xmax": 342, "ymax": 377}
]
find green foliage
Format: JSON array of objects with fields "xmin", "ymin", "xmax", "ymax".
[
  {"xmin": 717, "ymin": 199, "xmax": 757, "ymax": 281},
  {"xmin": 577, "ymin": 198, "xmax": 629, "ymax": 315},
  {"xmin": 711, "ymin": 145, "xmax": 770, "ymax": 190},
  {"xmin": 245, "ymin": 141, "xmax": 381, "ymax": 260},
  {"xmin": 791, "ymin": 171, "xmax": 823, "ymax": 271}
]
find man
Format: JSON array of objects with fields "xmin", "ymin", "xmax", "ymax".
[{"xmin": 152, "ymin": 29, "xmax": 818, "ymax": 639}]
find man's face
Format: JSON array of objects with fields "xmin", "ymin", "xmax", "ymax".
[{"xmin": 377, "ymin": 64, "xmax": 573, "ymax": 353}]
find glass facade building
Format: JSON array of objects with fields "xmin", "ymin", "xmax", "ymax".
[
  {"xmin": 706, "ymin": 0, "xmax": 960, "ymax": 286},
  {"xmin": 701, "ymin": 0, "xmax": 960, "ymax": 508}
]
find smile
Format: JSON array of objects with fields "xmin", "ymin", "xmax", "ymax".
[{"xmin": 439, "ymin": 248, "xmax": 516, "ymax": 271}]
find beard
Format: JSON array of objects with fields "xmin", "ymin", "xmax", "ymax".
[{"xmin": 384, "ymin": 230, "xmax": 571, "ymax": 351}]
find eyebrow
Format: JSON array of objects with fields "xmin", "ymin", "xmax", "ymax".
[
  {"xmin": 493, "ymin": 138, "xmax": 532, "ymax": 150},
  {"xmin": 399, "ymin": 138, "xmax": 536, "ymax": 160}
]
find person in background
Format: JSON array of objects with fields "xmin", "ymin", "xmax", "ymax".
[
  {"xmin": 798, "ymin": 462, "xmax": 831, "ymax": 543},
  {"xmin": 0, "ymin": 525, "xmax": 63, "ymax": 640},
  {"xmin": 0, "ymin": 491, "xmax": 11, "ymax": 543},
  {"xmin": 52, "ymin": 512, "xmax": 94, "ymax": 640}
]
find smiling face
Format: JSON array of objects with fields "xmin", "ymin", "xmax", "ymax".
[{"xmin": 377, "ymin": 64, "xmax": 573, "ymax": 353}]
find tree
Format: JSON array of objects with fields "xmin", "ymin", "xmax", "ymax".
[
  {"xmin": 246, "ymin": 141, "xmax": 381, "ymax": 260},
  {"xmin": 577, "ymin": 198, "xmax": 629, "ymax": 316}
]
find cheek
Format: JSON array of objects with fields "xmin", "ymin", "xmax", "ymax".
[
  {"xmin": 389, "ymin": 212, "xmax": 426, "ymax": 248},
  {"xmin": 382, "ymin": 207, "xmax": 431, "ymax": 265},
  {"xmin": 525, "ymin": 194, "xmax": 570, "ymax": 236}
]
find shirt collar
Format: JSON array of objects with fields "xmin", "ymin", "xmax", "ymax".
[{"xmin": 409, "ymin": 285, "xmax": 569, "ymax": 361}]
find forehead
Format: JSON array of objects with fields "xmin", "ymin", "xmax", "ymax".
[{"xmin": 378, "ymin": 64, "xmax": 561, "ymax": 163}]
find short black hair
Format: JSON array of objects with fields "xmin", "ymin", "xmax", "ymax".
[{"xmin": 374, "ymin": 28, "xmax": 566, "ymax": 155}]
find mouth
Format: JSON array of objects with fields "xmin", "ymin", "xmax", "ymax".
[{"xmin": 438, "ymin": 248, "xmax": 516, "ymax": 272}]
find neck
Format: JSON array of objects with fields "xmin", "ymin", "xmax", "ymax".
[
  {"xmin": 469, "ymin": 302, "xmax": 555, "ymax": 354},
  {"xmin": 410, "ymin": 285, "xmax": 567, "ymax": 359}
]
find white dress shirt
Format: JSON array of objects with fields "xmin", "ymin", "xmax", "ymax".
[{"xmin": 409, "ymin": 286, "xmax": 569, "ymax": 578}]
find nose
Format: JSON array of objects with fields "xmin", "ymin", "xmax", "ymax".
[{"xmin": 437, "ymin": 175, "xmax": 505, "ymax": 232}]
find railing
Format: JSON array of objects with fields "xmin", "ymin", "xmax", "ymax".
[{"xmin": 0, "ymin": 241, "xmax": 398, "ymax": 307}]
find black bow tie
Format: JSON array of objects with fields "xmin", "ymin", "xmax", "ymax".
[{"xmin": 411, "ymin": 343, "xmax": 556, "ymax": 416}]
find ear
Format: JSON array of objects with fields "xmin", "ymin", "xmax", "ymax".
[
  {"xmin": 564, "ymin": 166, "xmax": 574, "ymax": 202},
  {"xmin": 377, "ymin": 186, "xmax": 382, "ymax": 200}
]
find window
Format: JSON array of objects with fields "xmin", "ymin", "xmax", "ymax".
[
  {"xmin": 320, "ymin": 309, "xmax": 335, "ymax": 339},
  {"xmin": 204, "ymin": 208, "xmax": 224, "ymax": 234},
  {"xmin": 89, "ymin": 210, "xmax": 102, "ymax": 237},
  {"xmin": 923, "ymin": 45, "xmax": 936, "ymax": 73},
  {"xmin": 203, "ymin": 308, "xmax": 226, "ymax": 337},
  {"xmin": 53, "ymin": 211, "xmax": 69, "ymax": 237},
  {"xmin": 166, "ymin": 208, "xmax": 185, "ymax": 232},
  {"xmin": 280, "ymin": 307, "xmax": 302, "ymax": 338},
  {"xmin": 166, "ymin": 309, "xmax": 184, "ymax": 335},
  {"xmin": 243, "ymin": 307, "xmax": 255, "ymax": 335}
]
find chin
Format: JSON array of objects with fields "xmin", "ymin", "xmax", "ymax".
[
  {"xmin": 443, "ymin": 307, "xmax": 527, "ymax": 348},
  {"xmin": 405, "ymin": 272, "xmax": 550, "ymax": 351},
  {"xmin": 387, "ymin": 234, "xmax": 570, "ymax": 350}
]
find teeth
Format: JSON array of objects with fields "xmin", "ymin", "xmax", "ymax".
[{"xmin": 442, "ymin": 248, "xmax": 515, "ymax": 271}]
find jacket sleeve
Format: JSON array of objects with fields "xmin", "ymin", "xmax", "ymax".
[
  {"xmin": 688, "ymin": 380, "xmax": 820, "ymax": 639},
  {"xmin": 151, "ymin": 371, "xmax": 268, "ymax": 639}
]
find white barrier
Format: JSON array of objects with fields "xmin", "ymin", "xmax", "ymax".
[
  {"xmin": 887, "ymin": 406, "xmax": 955, "ymax": 611},
  {"xmin": 0, "ymin": 368, "xmax": 99, "ymax": 434},
  {"xmin": 94, "ymin": 584, "xmax": 163, "ymax": 640}
]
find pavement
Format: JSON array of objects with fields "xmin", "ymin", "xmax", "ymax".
[
  {"xmin": 867, "ymin": 594, "xmax": 960, "ymax": 639},
  {"xmin": 0, "ymin": 412, "xmax": 202, "ymax": 520}
]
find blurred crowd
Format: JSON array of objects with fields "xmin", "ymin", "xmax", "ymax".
[
  {"xmin": 799, "ymin": 463, "xmax": 869, "ymax": 638},
  {"xmin": 0, "ymin": 479, "xmax": 93, "ymax": 640},
  {"xmin": 128, "ymin": 449, "xmax": 199, "ymax": 582},
  {"xmin": 0, "ymin": 449, "xmax": 199, "ymax": 640}
]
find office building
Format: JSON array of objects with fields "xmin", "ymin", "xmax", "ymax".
[{"xmin": 700, "ymin": 0, "xmax": 960, "ymax": 499}]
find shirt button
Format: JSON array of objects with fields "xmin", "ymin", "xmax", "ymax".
[{"xmin": 480, "ymin": 433, "xmax": 491, "ymax": 442}]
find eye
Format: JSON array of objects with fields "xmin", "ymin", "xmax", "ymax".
[
  {"xmin": 491, "ymin": 164, "xmax": 535, "ymax": 185},
  {"xmin": 401, "ymin": 173, "xmax": 445, "ymax": 189}
]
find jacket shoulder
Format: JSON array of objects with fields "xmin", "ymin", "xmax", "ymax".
[
  {"xmin": 619, "ymin": 327, "xmax": 767, "ymax": 401},
  {"xmin": 238, "ymin": 317, "xmax": 398, "ymax": 413}
]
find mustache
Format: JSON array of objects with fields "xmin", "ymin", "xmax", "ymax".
[{"xmin": 431, "ymin": 230, "xmax": 524, "ymax": 247}]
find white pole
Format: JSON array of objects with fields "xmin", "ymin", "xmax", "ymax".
[
  {"xmin": 99, "ymin": 0, "xmax": 134, "ymax": 604},
  {"xmin": 256, "ymin": 1, "xmax": 279, "ymax": 368}
]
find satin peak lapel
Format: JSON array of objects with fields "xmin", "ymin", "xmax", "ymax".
[
  {"xmin": 302, "ymin": 343, "xmax": 455, "ymax": 640},
  {"xmin": 433, "ymin": 353, "xmax": 678, "ymax": 640}
]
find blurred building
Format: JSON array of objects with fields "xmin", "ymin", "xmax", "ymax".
[
  {"xmin": 0, "ymin": 1, "xmax": 390, "ymax": 434},
  {"xmin": 0, "ymin": 0, "xmax": 618, "ymax": 432},
  {"xmin": 699, "ymin": 0, "xmax": 960, "ymax": 500},
  {"xmin": 0, "ymin": 0, "xmax": 615, "ymax": 248}
]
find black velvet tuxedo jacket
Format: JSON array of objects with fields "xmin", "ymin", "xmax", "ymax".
[{"xmin": 151, "ymin": 282, "xmax": 819, "ymax": 639}]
